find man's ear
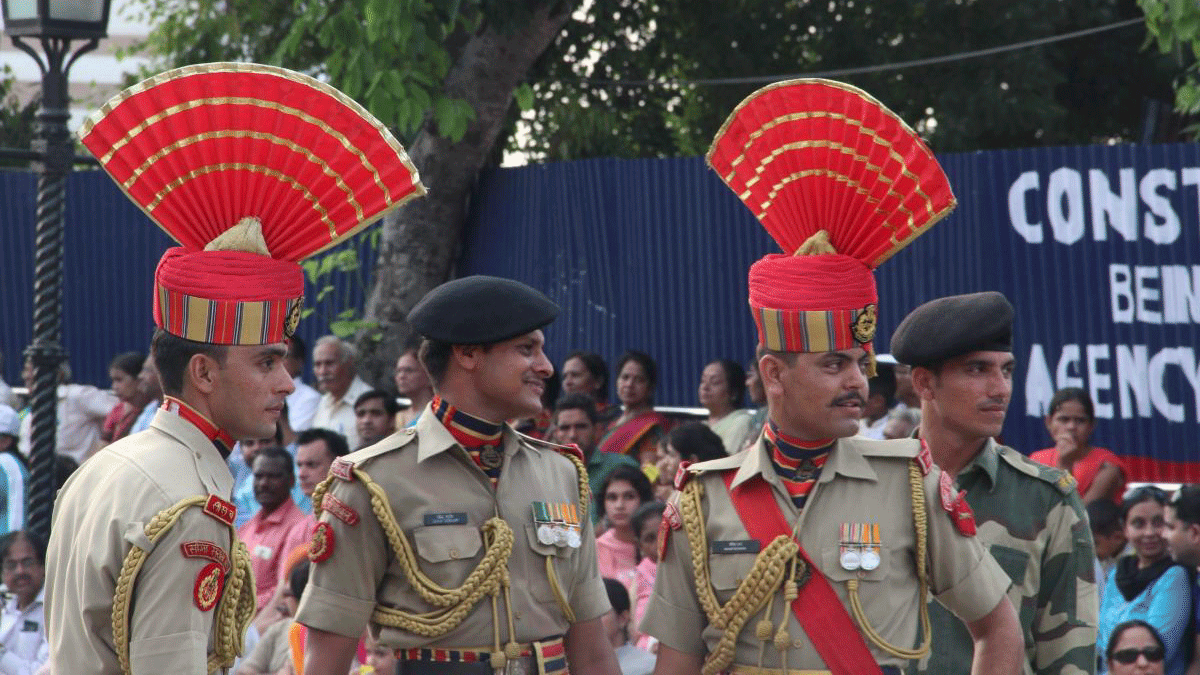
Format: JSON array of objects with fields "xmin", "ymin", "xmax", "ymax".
[
  {"xmin": 758, "ymin": 353, "xmax": 786, "ymax": 398},
  {"xmin": 451, "ymin": 345, "xmax": 481, "ymax": 373},
  {"xmin": 910, "ymin": 366, "xmax": 937, "ymax": 402},
  {"xmin": 186, "ymin": 353, "xmax": 220, "ymax": 395}
]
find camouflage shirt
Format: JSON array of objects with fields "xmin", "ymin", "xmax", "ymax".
[{"xmin": 914, "ymin": 438, "xmax": 1097, "ymax": 675}]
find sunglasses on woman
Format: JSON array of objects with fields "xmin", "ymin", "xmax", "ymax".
[{"xmin": 1111, "ymin": 646, "xmax": 1165, "ymax": 664}]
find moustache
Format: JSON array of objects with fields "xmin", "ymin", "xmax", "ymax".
[{"xmin": 832, "ymin": 393, "xmax": 866, "ymax": 407}]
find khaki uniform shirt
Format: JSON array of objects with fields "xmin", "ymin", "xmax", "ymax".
[
  {"xmin": 45, "ymin": 409, "xmax": 236, "ymax": 674},
  {"xmin": 641, "ymin": 436, "xmax": 1011, "ymax": 670},
  {"xmin": 915, "ymin": 439, "xmax": 1097, "ymax": 675},
  {"xmin": 295, "ymin": 406, "xmax": 610, "ymax": 647}
]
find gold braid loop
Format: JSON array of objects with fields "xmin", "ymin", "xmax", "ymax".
[
  {"xmin": 678, "ymin": 480, "xmax": 799, "ymax": 675},
  {"xmin": 311, "ymin": 473, "xmax": 335, "ymax": 519},
  {"xmin": 558, "ymin": 449, "xmax": 591, "ymax": 523},
  {"xmin": 113, "ymin": 495, "xmax": 252, "ymax": 675},
  {"xmin": 346, "ymin": 467, "xmax": 514, "ymax": 637},
  {"xmin": 845, "ymin": 459, "xmax": 930, "ymax": 660}
]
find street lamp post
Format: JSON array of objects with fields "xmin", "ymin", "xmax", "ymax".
[{"xmin": 2, "ymin": 0, "xmax": 111, "ymax": 541}]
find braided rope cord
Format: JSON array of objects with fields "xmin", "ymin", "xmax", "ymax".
[
  {"xmin": 845, "ymin": 460, "xmax": 930, "ymax": 659},
  {"xmin": 112, "ymin": 496, "xmax": 254, "ymax": 675},
  {"xmin": 678, "ymin": 480, "xmax": 799, "ymax": 675}
]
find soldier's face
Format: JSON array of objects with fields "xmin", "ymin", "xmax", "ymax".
[
  {"xmin": 763, "ymin": 348, "xmax": 868, "ymax": 442},
  {"xmin": 460, "ymin": 330, "xmax": 553, "ymax": 421},
  {"xmin": 916, "ymin": 351, "xmax": 1014, "ymax": 442},
  {"xmin": 208, "ymin": 343, "xmax": 294, "ymax": 440},
  {"xmin": 1164, "ymin": 505, "xmax": 1200, "ymax": 567}
]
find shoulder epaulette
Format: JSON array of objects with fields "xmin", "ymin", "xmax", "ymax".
[
  {"xmin": 517, "ymin": 431, "xmax": 584, "ymax": 462},
  {"xmin": 674, "ymin": 461, "xmax": 700, "ymax": 490},
  {"xmin": 995, "ymin": 444, "xmax": 1076, "ymax": 496},
  {"xmin": 333, "ymin": 428, "xmax": 419, "ymax": 480},
  {"xmin": 853, "ymin": 437, "xmax": 921, "ymax": 459}
]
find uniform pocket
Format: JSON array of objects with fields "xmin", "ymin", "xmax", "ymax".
[
  {"xmin": 524, "ymin": 524, "xmax": 573, "ymax": 604},
  {"xmin": 708, "ymin": 553, "xmax": 758, "ymax": 603}
]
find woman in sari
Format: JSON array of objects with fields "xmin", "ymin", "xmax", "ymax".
[{"xmin": 597, "ymin": 351, "xmax": 670, "ymax": 468}]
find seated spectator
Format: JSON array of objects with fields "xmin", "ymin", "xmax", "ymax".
[
  {"xmin": 18, "ymin": 357, "xmax": 116, "ymax": 463},
  {"xmin": 1105, "ymin": 620, "xmax": 1166, "ymax": 675},
  {"xmin": 630, "ymin": 501, "xmax": 664, "ymax": 652},
  {"xmin": 1032, "ymin": 387, "xmax": 1127, "ymax": 504},
  {"xmin": 595, "ymin": 465, "xmax": 654, "ymax": 592},
  {"xmin": 653, "ymin": 422, "xmax": 727, "ymax": 501},
  {"xmin": 284, "ymin": 335, "xmax": 320, "ymax": 432},
  {"xmin": 0, "ymin": 407, "xmax": 27, "ymax": 535},
  {"xmin": 1097, "ymin": 487, "xmax": 1190, "ymax": 675},
  {"xmin": 555, "ymin": 394, "xmax": 637, "ymax": 521},
  {"xmin": 1091, "ymin": 498, "xmax": 1127, "ymax": 599},
  {"xmin": 699, "ymin": 359, "xmax": 753, "ymax": 454},
  {"xmin": 100, "ymin": 352, "xmax": 149, "ymax": 447},
  {"xmin": 743, "ymin": 357, "xmax": 767, "ymax": 443},
  {"xmin": 129, "ymin": 353, "xmax": 162, "ymax": 435},
  {"xmin": 235, "ymin": 561, "xmax": 309, "ymax": 675},
  {"xmin": 881, "ymin": 407, "xmax": 920, "ymax": 440},
  {"xmin": 238, "ymin": 447, "xmax": 311, "ymax": 613},
  {"xmin": 561, "ymin": 351, "xmax": 619, "ymax": 424},
  {"xmin": 354, "ymin": 390, "xmax": 398, "ymax": 450},
  {"xmin": 311, "ymin": 336, "xmax": 371, "ymax": 449},
  {"xmin": 599, "ymin": 352, "xmax": 669, "ymax": 469},
  {"xmin": 0, "ymin": 530, "xmax": 48, "ymax": 674},
  {"xmin": 858, "ymin": 363, "xmax": 895, "ymax": 440},
  {"xmin": 394, "ymin": 343, "xmax": 433, "ymax": 428},
  {"xmin": 601, "ymin": 578, "xmax": 655, "ymax": 675}
]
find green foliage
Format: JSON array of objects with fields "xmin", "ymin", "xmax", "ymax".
[
  {"xmin": 300, "ymin": 227, "xmax": 383, "ymax": 340},
  {"xmin": 123, "ymin": 0, "xmax": 482, "ymax": 141},
  {"xmin": 0, "ymin": 66, "xmax": 39, "ymax": 168},
  {"xmin": 521, "ymin": 0, "xmax": 1179, "ymax": 158},
  {"xmin": 1141, "ymin": 0, "xmax": 1200, "ymax": 134}
]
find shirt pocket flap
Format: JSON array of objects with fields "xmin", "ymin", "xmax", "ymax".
[
  {"xmin": 412, "ymin": 525, "xmax": 483, "ymax": 563},
  {"xmin": 989, "ymin": 544, "xmax": 1029, "ymax": 586},
  {"xmin": 709, "ymin": 554, "xmax": 758, "ymax": 590},
  {"xmin": 819, "ymin": 546, "xmax": 891, "ymax": 582}
]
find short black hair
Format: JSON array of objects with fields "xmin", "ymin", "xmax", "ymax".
[
  {"xmin": 289, "ymin": 559, "xmax": 310, "ymax": 600},
  {"xmin": 1105, "ymin": 620, "xmax": 1164, "ymax": 663},
  {"xmin": 151, "ymin": 329, "xmax": 227, "ymax": 396},
  {"xmin": 596, "ymin": 464, "xmax": 654, "ymax": 517},
  {"xmin": 1170, "ymin": 485, "xmax": 1200, "ymax": 525},
  {"xmin": 868, "ymin": 364, "xmax": 897, "ymax": 408},
  {"xmin": 253, "ymin": 446, "xmax": 295, "ymax": 477},
  {"xmin": 109, "ymin": 351, "xmax": 145, "ymax": 379},
  {"xmin": 555, "ymin": 393, "xmax": 598, "ymax": 424},
  {"xmin": 667, "ymin": 422, "xmax": 727, "ymax": 463},
  {"xmin": 418, "ymin": 338, "xmax": 453, "ymax": 387},
  {"xmin": 296, "ymin": 428, "xmax": 350, "ymax": 458},
  {"xmin": 603, "ymin": 577, "xmax": 630, "ymax": 614},
  {"xmin": 1048, "ymin": 387, "xmax": 1095, "ymax": 421},
  {"xmin": 1087, "ymin": 498, "xmax": 1123, "ymax": 536},
  {"xmin": 0, "ymin": 530, "xmax": 46, "ymax": 567},
  {"xmin": 355, "ymin": 389, "xmax": 400, "ymax": 417},
  {"xmin": 1123, "ymin": 485, "xmax": 1169, "ymax": 520},
  {"xmin": 564, "ymin": 351, "xmax": 609, "ymax": 395},
  {"xmin": 288, "ymin": 334, "xmax": 308, "ymax": 363},
  {"xmin": 631, "ymin": 501, "xmax": 665, "ymax": 543}
]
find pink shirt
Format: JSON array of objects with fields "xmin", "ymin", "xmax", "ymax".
[
  {"xmin": 633, "ymin": 557, "xmax": 657, "ymax": 650},
  {"xmin": 596, "ymin": 529, "xmax": 638, "ymax": 590},
  {"xmin": 275, "ymin": 513, "xmax": 317, "ymax": 579},
  {"xmin": 238, "ymin": 498, "xmax": 310, "ymax": 611}
]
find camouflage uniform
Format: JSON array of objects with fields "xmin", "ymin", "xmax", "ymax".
[{"xmin": 913, "ymin": 438, "xmax": 1097, "ymax": 675}]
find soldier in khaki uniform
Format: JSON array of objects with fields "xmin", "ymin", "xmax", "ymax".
[
  {"xmin": 44, "ymin": 63, "xmax": 424, "ymax": 674},
  {"xmin": 297, "ymin": 276, "xmax": 621, "ymax": 675},
  {"xmin": 642, "ymin": 79, "xmax": 1024, "ymax": 675},
  {"xmin": 891, "ymin": 292, "xmax": 1098, "ymax": 675}
]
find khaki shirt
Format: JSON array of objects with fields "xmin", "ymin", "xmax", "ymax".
[
  {"xmin": 45, "ymin": 409, "xmax": 236, "ymax": 674},
  {"xmin": 641, "ymin": 436, "xmax": 1011, "ymax": 670},
  {"xmin": 295, "ymin": 406, "xmax": 610, "ymax": 647},
  {"xmin": 916, "ymin": 439, "xmax": 1097, "ymax": 675}
]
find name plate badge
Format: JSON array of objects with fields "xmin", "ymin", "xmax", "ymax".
[
  {"xmin": 709, "ymin": 540, "xmax": 761, "ymax": 554},
  {"xmin": 423, "ymin": 512, "xmax": 469, "ymax": 526}
]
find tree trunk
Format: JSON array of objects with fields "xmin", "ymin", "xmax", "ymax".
[{"xmin": 357, "ymin": 2, "xmax": 573, "ymax": 386}]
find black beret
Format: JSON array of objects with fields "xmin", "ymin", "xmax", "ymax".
[
  {"xmin": 890, "ymin": 291, "xmax": 1014, "ymax": 368},
  {"xmin": 408, "ymin": 275, "xmax": 559, "ymax": 345}
]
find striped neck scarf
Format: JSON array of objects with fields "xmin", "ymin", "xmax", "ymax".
[
  {"xmin": 764, "ymin": 420, "xmax": 833, "ymax": 509},
  {"xmin": 432, "ymin": 395, "xmax": 505, "ymax": 485}
]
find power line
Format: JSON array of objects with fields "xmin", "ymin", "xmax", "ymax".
[{"xmin": 586, "ymin": 16, "xmax": 1146, "ymax": 88}]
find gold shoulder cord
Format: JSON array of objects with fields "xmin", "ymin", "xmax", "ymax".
[
  {"xmin": 543, "ymin": 449, "xmax": 591, "ymax": 623},
  {"xmin": 112, "ymin": 496, "xmax": 256, "ymax": 675},
  {"xmin": 677, "ymin": 460, "xmax": 931, "ymax": 674}
]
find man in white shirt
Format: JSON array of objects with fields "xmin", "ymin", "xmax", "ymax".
[
  {"xmin": 309, "ymin": 336, "xmax": 370, "ymax": 449},
  {"xmin": 0, "ymin": 531, "xmax": 48, "ymax": 675},
  {"xmin": 284, "ymin": 335, "xmax": 320, "ymax": 432},
  {"xmin": 17, "ymin": 359, "xmax": 115, "ymax": 464}
]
